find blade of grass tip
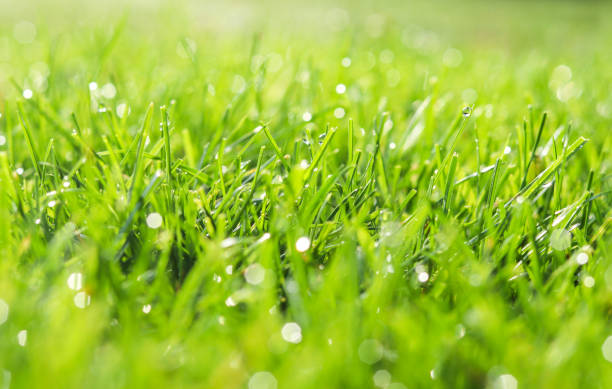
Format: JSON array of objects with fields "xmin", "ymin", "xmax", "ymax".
[
  {"xmin": 262, "ymin": 125, "xmax": 290, "ymax": 171},
  {"xmin": 161, "ymin": 106, "xmax": 172, "ymax": 198},
  {"xmin": 506, "ymin": 136, "xmax": 588, "ymax": 207},
  {"xmin": 520, "ymin": 112, "xmax": 547, "ymax": 189},
  {"xmin": 17, "ymin": 101, "xmax": 42, "ymax": 180},
  {"xmin": 305, "ymin": 126, "xmax": 337, "ymax": 183},
  {"xmin": 128, "ymin": 102, "xmax": 154, "ymax": 203}
]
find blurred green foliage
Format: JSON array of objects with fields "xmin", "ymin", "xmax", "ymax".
[{"xmin": 0, "ymin": 1, "xmax": 611, "ymax": 388}]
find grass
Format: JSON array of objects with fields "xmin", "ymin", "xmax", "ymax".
[{"xmin": 1, "ymin": 0, "xmax": 612, "ymax": 388}]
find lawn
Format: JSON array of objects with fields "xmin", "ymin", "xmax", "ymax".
[{"xmin": 0, "ymin": 0, "xmax": 611, "ymax": 388}]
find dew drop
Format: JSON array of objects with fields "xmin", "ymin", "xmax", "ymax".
[
  {"xmin": 281, "ymin": 322, "xmax": 302, "ymax": 344},
  {"xmin": 575, "ymin": 252, "xmax": 589, "ymax": 265},
  {"xmin": 462, "ymin": 106, "xmax": 472, "ymax": 117},
  {"xmin": 245, "ymin": 263, "xmax": 265, "ymax": 285},
  {"xmin": 17, "ymin": 330, "xmax": 27, "ymax": 346},
  {"xmin": 248, "ymin": 371, "xmax": 277, "ymax": 389},
  {"xmin": 67, "ymin": 272, "xmax": 83, "ymax": 291},
  {"xmin": 602, "ymin": 336, "xmax": 612, "ymax": 362},
  {"xmin": 333, "ymin": 107, "xmax": 346, "ymax": 119},
  {"xmin": 418, "ymin": 272, "xmax": 429, "ymax": 283},
  {"xmin": 295, "ymin": 236, "xmax": 311, "ymax": 252},
  {"xmin": 74, "ymin": 291, "xmax": 91, "ymax": 309},
  {"xmin": 146, "ymin": 212, "xmax": 163, "ymax": 229},
  {"xmin": 358, "ymin": 339, "xmax": 383, "ymax": 364},
  {"xmin": 373, "ymin": 370, "xmax": 391, "ymax": 388}
]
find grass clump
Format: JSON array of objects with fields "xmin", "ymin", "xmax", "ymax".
[{"xmin": 0, "ymin": 0, "xmax": 611, "ymax": 388}]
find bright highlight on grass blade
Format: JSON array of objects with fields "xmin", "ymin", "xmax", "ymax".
[
  {"xmin": 74, "ymin": 292, "xmax": 91, "ymax": 309},
  {"xmin": 575, "ymin": 252, "xmax": 589, "ymax": 265},
  {"xmin": 603, "ymin": 337, "xmax": 612, "ymax": 363},
  {"xmin": 146, "ymin": 212, "xmax": 163, "ymax": 229},
  {"xmin": 418, "ymin": 272, "xmax": 430, "ymax": 283},
  {"xmin": 67, "ymin": 272, "xmax": 83, "ymax": 290},
  {"xmin": 358, "ymin": 339, "xmax": 383, "ymax": 364},
  {"xmin": 281, "ymin": 322, "xmax": 302, "ymax": 344},
  {"xmin": 17, "ymin": 330, "xmax": 27, "ymax": 347},
  {"xmin": 493, "ymin": 374, "xmax": 518, "ymax": 389},
  {"xmin": 244, "ymin": 263, "xmax": 265, "ymax": 285},
  {"xmin": 295, "ymin": 236, "xmax": 311, "ymax": 252}
]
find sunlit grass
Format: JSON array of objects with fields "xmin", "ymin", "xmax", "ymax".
[{"xmin": 0, "ymin": 1, "xmax": 611, "ymax": 388}]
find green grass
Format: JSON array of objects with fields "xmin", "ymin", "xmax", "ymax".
[{"xmin": 1, "ymin": 0, "xmax": 612, "ymax": 388}]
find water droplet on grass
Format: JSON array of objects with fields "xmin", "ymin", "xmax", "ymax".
[
  {"xmin": 302, "ymin": 111, "xmax": 312, "ymax": 122},
  {"xmin": 0, "ymin": 299, "xmax": 9, "ymax": 325},
  {"xmin": 358, "ymin": 339, "xmax": 383, "ymax": 364},
  {"xmin": 17, "ymin": 330, "xmax": 27, "ymax": 346},
  {"xmin": 142, "ymin": 304, "xmax": 152, "ymax": 314},
  {"xmin": 295, "ymin": 236, "xmax": 311, "ymax": 252},
  {"xmin": 373, "ymin": 370, "xmax": 391, "ymax": 388},
  {"xmin": 602, "ymin": 336, "xmax": 612, "ymax": 362},
  {"xmin": 333, "ymin": 107, "xmax": 345, "ymax": 119},
  {"xmin": 341, "ymin": 57, "xmax": 351, "ymax": 67},
  {"xmin": 248, "ymin": 371, "xmax": 277, "ymax": 389},
  {"xmin": 146, "ymin": 213, "xmax": 163, "ymax": 229},
  {"xmin": 550, "ymin": 229, "xmax": 571, "ymax": 251},
  {"xmin": 443, "ymin": 48, "xmax": 463, "ymax": 67},
  {"xmin": 101, "ymin": 83, "xmax": 116, "ymax": 99},
  {"xmin": 462, "ymin": 106, "xmax": 472, "ymax": 117},
  {"xmin": 493, "ymin": 374, "xmax": 518, "ymax": 389},
  {"xmin": 74, "ymin": 291, "xmax": 91, "ymax": 308},
  {"xmin": 418, "ymin": 272, "xmax": 429, "ymax": 283},
  {"xmin": 23, "ymin": 89, "xmax": 33, "ymax": 99},
  {"xmin": 67, "ymin": 272, "xmax": 83, "ymax": 290},
  {"xmin": 335, "ymin": 83, "xmax": 346, "ymax": 94},
  {"xmin": 281, "ymin": 322, "xmax": 302, "ymax": 344},
  {"xmin": 575, "ymin": 252, "xmax": 589, "ymax": 265},
  {"xmin": 245, "ymin": 263, "xmax": 265, "ymax": 285}
]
